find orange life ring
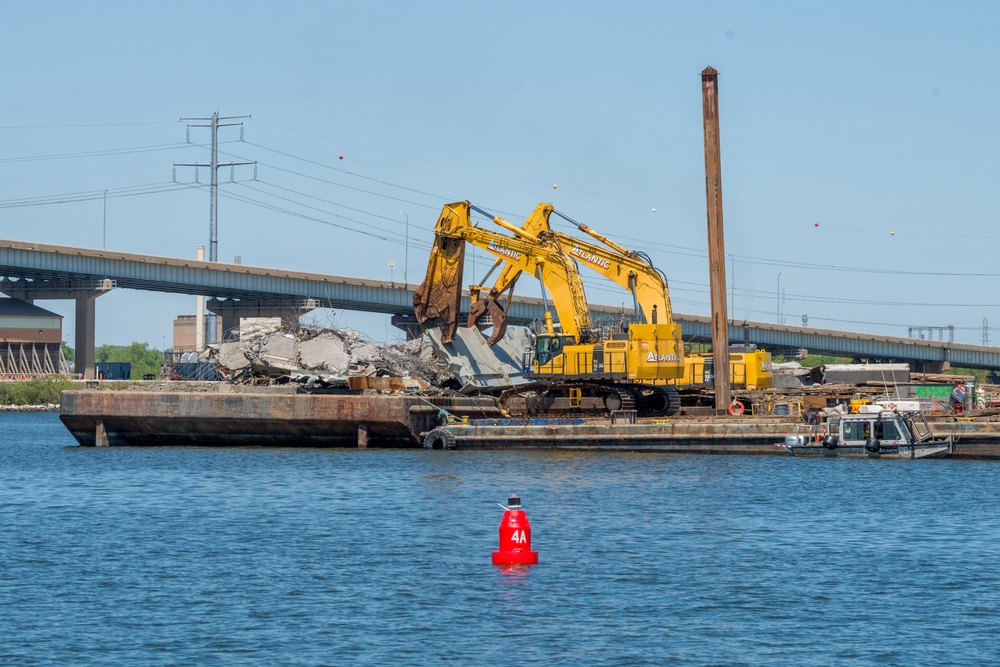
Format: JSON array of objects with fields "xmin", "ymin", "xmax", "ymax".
[{"xmin": 728, "ymin": 400, "xmax": 745, "ymax": 416}]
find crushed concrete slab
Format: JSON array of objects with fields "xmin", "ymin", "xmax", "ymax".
[
  {"xmin": 299, "ymin": 334, "xmax": 350, "ymax": 371},
  {"xmin": 215, "ymin": 324, "xmax": 455, "ymax": 389},
  {"xmin": 218, "ymin": 342, "xmax": 251, "ymax": 371},
  {"xmin": 251, "ymin": 332, "xmax": 299, "ymax": 372},
  {"xmin": 240, "ymin": 317, "xmax": 282, "ymax": 339},
  {"xmin": 349, "ymin": 342, "xmax": 381, "ymax": 367},
  {"xmin": 424, "ymin": 325, "xmax": 532, "ymax": 393}
]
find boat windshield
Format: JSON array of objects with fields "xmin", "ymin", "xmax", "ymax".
[
  {"xmin": 905, "ymin": 413, "xmax": 933, "ymax": 443},
  {"xmin": 893, "ymin": 417, "xmax": 912, "ymax": 442},
  {"xmin": 875, "ymin": 418, "xmax": 902, "ymax": 441}
]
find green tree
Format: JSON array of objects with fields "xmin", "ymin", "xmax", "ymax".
[{"xmin": 94, "ymin": 342, "xmax": 163, "ymax": 380}]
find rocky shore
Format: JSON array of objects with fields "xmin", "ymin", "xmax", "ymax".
[{"xmin": 0, "ymin": 403, "xmax": 59, "ymax": 412}]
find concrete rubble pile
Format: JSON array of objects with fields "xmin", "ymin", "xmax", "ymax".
[{"xmin": 216, "ymin": 325, "xmax": 455, "ymax": 389}]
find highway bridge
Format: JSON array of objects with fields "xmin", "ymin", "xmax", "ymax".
[{"xmin": 1, "ymin": 238, "xmax": 995, "ymax": 378}]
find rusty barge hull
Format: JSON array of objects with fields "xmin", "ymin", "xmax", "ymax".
[
  {"xmin": 59, "ymin": 390, "xmax": 499, "ymax": 448},
  {"xmin": 57, "ymin": 390, "xmax": 1000, "ymax": 458}
]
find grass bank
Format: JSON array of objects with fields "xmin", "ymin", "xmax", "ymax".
[{"xmin": 0, "ymin": 378, "xmax": 75, "ymax": 406}]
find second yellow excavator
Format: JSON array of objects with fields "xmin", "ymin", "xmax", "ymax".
[{"xmin": 468, "ymin": 202, "xmax": 773, "ymax": 393}]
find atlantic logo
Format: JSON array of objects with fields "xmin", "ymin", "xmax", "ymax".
[
  {"xmin": 646, "ymin": 352, "xmax": 679, "ymax": 363},
  {"xmin": 487, "ymin": 239, "xmax": 522, "ymax": 261},
  {"xmin": 570, "ymin": 245, "xmax": 611, "ymax": 269}
]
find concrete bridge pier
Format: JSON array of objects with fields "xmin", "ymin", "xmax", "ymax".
[
  {"xmin": 207, "ymin": 298, "xmax": 317, "ymax": 341},
  {"xmin": 0, "ymin": 278, "xmax": 113, "ymax": 379},
  {"xmin": 913, "ymin": 359, "xmax": 951, "ymax": 374},
  {"xmin": 390, "ymin": 313, "xmax": 423, "ymax": 341}
]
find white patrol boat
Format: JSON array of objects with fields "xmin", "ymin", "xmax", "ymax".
[{"xmin": 784, "ymin": 401, "xmax": 953, "ymax": 459}]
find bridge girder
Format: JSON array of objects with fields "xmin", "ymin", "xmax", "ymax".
[{"xmin": 2, "ymin": 238, "xmax": 999, "ymax": 373}]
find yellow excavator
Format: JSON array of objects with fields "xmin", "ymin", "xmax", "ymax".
[
  {"xmin": 467, "ymin": 202, "xmax": 773, "ymax": 393},
  {"xmin": 413, "ymin": 201, "xmax": 685, "ymax": 416}
]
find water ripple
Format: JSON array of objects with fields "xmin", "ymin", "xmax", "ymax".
[{"xmin": 2, "ymin": 413, "xmax": 1000, "ymax": 665}]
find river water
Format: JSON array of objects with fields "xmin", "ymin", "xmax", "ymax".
[{"xmin": 3, "ymin": 411, "xmax": 1000, "ymax": 666}]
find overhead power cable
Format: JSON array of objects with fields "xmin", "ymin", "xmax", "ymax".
[
  {"xmin": 220, "ymin": 186, "xmax": 419, "ymax": 248},
  {"xmin": 240, "ymin": 141, "xmax": 455, "ymax": 201},
  {"xmin": 230, "ymin": 141, "xmax": 992, "ymax": 279},
  {"xmin": 245, "ymin": 138, "xmax": 592, "ymax": 205},
  {"xmin": 250, "ymin": 179, "xmax": 412, "ymax": 226},
  {"xmin": 0, "ymin": 120, "xmax": 179, "ymax": 129},
  {"xmin": 218, "ymin": 149, "xmax": 442, "ymax": 210},
  {"xmin": 0, "ymin": 142, "xmax": 192, "ymax": 164},
  {"xmin": 0, "ymin": 182, "xmax": 198, "ymax": 209}
]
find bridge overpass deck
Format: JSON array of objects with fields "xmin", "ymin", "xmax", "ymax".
[{"xmin": 1, "ymin": 238, "xmax": 997, "ymax": 376}]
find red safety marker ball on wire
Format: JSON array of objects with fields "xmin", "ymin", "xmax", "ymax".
[{"xmin": 492, "ymin": 494, "xmax": 538, "ymax": 566}]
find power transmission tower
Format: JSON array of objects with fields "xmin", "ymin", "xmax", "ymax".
[
  {"xmin": 984, "ymin": 318, "xmax": 990, "ymax": 346},
  {"xmin": 175, "ymin": 112, "xmax": 255, "ymax": 344},
  {"xmin": 175, "ymin": 113, "xmax": 255, "ymax": 263}
]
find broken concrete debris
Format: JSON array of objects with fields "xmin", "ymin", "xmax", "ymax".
[
  {"xmin": 215, "ymin": 326, "xmax": 455, "ymax": 389},
  {"xmin": 422, "ymin": 325, "xmax": 532, "ymax": 393}
]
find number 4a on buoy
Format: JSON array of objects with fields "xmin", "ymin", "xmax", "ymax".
[{"xmin": 491, "ymin": 494, "xmax": 539, "ymax": 566}]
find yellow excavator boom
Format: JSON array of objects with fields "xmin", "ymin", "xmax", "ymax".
[{"xmin": 414, "ymin": 201, "xmax": 594, "ymax": 343}]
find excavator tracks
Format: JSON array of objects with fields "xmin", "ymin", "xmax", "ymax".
[{"xmin": 499, "ymin": 383, "xmax": 680, "ymax": 419}]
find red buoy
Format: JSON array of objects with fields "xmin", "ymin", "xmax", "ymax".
[{"xmin": 492, "ymin": 494, "xmax": 538, "ymax": 565}]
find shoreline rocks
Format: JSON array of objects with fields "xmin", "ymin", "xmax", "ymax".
[{"xmin": 0, "ymin": 403, "xmax": 59, "ymax": 412}]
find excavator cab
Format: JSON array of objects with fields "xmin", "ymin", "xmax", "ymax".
[{"xmin": 535, "ymin": 333, "xmax": 576, "ymax": 367}]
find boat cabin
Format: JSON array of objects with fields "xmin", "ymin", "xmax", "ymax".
[{"xmin": 827, "ymin": 409, "xmax": 935, "ymax": 448}]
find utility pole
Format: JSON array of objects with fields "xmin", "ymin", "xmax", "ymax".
[
  {"xmin": 701, "ymin": 66, "xmax": 731, "ymax": 412},
  {"xmin": 175, "ymin": 112, "xmax": 255, "ymax": 344}
]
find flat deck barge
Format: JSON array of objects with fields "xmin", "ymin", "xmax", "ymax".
[{"xmin": 58, "ymin": 388, "xmax": 1000, "ymax": 458}]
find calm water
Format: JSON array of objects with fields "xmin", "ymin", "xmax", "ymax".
[{"xmin": 3, "ymin": 412, "xmax": 1000, "ymax": 666}]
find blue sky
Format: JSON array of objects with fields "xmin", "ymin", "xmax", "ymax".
[{"xmin": 1, "ymin": 1, "xmax": 998, "ymax": 348}]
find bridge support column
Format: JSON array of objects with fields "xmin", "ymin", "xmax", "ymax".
[
  {"xmin": 75, "ymin": 296, "xmax": 97, "ymax": 380},
  {"xmin": 914, "ymin": 360, "xmax": 951, "ymax": 374},
  {"xmin": 390, "ymin": 313, "xmax": 423, "ymax": 341},
  {"xmin": 219, "ymin": 311, "xmax": 239, "ymax": 342},
  {"xmin": 207, "ymin": 298, "xmax": 317, "ymax": 341}
]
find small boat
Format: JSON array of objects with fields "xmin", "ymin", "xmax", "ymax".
[{"xmin": 782, "ymin": 403, "xmax": 953, "ymax": 459}]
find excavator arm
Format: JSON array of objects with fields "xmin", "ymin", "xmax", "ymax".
[
  {"xmin": 473, "ymin": 203, "xmax": 674, "ymax": 325},
  {"xmin": 414, "ymin": 201, "xmax": 594, "ymax": 344},
  {"xmin": 543, "ymin": 209, "xmax": 673, "ymax": 325}
]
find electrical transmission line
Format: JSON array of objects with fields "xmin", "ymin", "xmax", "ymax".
[
  {"xmin": 174, "ymin": 113, "xmax": 256, "ymax": 263},
  {"xmin": 173, "ymin": 112, "xmax": 256, "ymax": 345}
]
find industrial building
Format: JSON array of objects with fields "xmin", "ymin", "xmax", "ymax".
[
  {"xmin": 0, "ymin": 297, "xmax": 66, "ymax": 377},
  {"xmin": 172, "ymin": 315, "xmax": 222, "ymax": 354}
]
